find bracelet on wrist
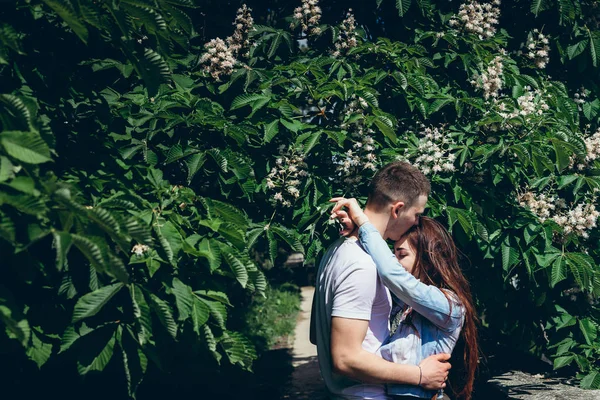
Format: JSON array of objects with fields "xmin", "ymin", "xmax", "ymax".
[{"xmin": 417, "ymin": 365, "xmax": 422, "ymax": 387}]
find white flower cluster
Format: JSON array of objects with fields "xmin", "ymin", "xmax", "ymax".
[
  {"xmin": 523, "ymin": 29, "xmax": 550, "ymax": 69},
  {"xmin": 132, "ymin": 243, "xmax": 150, "ymax": 256},
  {"xmin": 266, "ymin": 148, "xmax": 308, "ymax": 207},
  {"xmin": 471, "ymin": 56, "xmax": 504, "ymax": 99},
  {"xmin": 584, "ymin": 128, "xmax": 600, "ymax": 164},
  {"xmin": 335, "ymin": 96, "xmax": 378, "ymax": 185},
  {"xmin": 332, "ymin": 11, "xmax": 358, "ymax": 58},
  {"xmin": 517, "ymin": 191, "xmax": 561, "ymax": 222},
  {"xmin": 291, "ymin": 0, "xmax": 322, "ymax": 36},
  {"xmin": 519, "ymin": 190, "xmax": 599, "ymax": 238},
  {"xmin": 553, "ymin": 201, "xmax": 600, "ymax": 238},
  {"xmin": 200, "ymin": 5, "xmax": 254, "ymax": 81},
  {"xmin": 200, "ymin": 38, "xmax": 236, "ymax": 81},
  {"xmin": 227, "ymin": 4, "xmax": 254, "ymax": 58},
  {"xmin": 574, "ymin": 87, "xmax": 588, "ymax": 110},
  {"xmin": 449, "ymin": 0, "xmax": 501, "ymax": 40},
  {"xmin": 408, "ymin": 125, "xmax": 456, "ymax": 176},
  {"xmin": 336, "ymin": 126, "xmax": 378, "ymax": 184},
  {"xmin": 497, "ymin": 86, "xmax": 549, "ymax": 119}
]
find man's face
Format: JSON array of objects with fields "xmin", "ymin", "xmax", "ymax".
[{"xmin": 385, "ymin": 195, "xmax": 427, "ymax": 241}]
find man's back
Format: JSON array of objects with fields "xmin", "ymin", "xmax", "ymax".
[{"xmin": 314, "ymin": 236, "xmax": 391, "ymax": 399}]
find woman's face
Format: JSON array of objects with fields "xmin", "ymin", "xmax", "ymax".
[{"xmin": 394, "ymin": 239, "xmax": 417, "ymax": 275}]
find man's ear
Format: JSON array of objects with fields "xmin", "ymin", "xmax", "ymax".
[{"xmin": 391, "ymin": 201, "xmax": 405, "ymax": 219}]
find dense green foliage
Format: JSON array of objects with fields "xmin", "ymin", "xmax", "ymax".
[
  {"xmin": 241, "ymin": 283, "xmax": 301, "ymax": 352},
  {"xmin": 2, "ymin": 0, "xmax": 600, "ymax": 396}
]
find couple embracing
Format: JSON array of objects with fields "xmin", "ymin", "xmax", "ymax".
[{"xmin": 311, "ymin": 161, "xmax": 478, "ymax": 400}]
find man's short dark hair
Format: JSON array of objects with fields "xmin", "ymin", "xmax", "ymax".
[{"xmin": 367, "ymin": 161, "xmax": 431, "ymax": 211}]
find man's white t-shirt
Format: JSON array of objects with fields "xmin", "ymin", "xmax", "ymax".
[{"xmin": 314, "ymin": 237, "xmax": 392, "ymax": 399}]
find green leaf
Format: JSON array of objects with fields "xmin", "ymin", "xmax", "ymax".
[
  {"xmin": 550, "ymin": 254, "xmax": 567, "ymax": 287},
  {"xmin": 72, "ymin": 283, "xmax": 125, "ymax": 323},
  {"xmin": 121, "ymin": 327, "xmax": 148, "ymax": 397},
  {"xmin": 580, "ymin": 371, "xmax": 600, "ymax": 389},
  {"xmin": 59, "ymin": 323, "xmax": 94, "ymax": 354},
  {"xmin": 147, "ymin": 293, "xmax": 177, "ymax": 339},
  {"xmin": 191, "ymin": 296, "xmax": 210, "ymax": 334},
  {"xmin": 373, "ymin": 117, "xmax": 397, "ymax": 143},
  {"xmin": 221, "ymin": 331, "xmax": 256, "ymax": 368},
  {"xmin": 52, "ymin": 231, "xmax": 73, "ymax": 271},
  {"xmin": 202, "ymin": 298, "xmax": 227, "ymax": 328},
  {"xmin": 553, "ymin": 354, "xmax": 574, "ymax": 369},
  {"xmin": 26, "ymin": 329, "xmax": 53, "ymax": 368},
  {"xmin": 43, "ymin": 0, "xmax": 89, "ymax": 43},
  {"xmin": 579, "ymin": 318, "xmax": 597, "ymax": 346},
  {"xmin": 171, "ymin": 277, "xmax": 194, "ymax": 321},
  {"xmin": 396, "ymin": 0, "xmax": 412, "ymax": 16},
  {"xmin": 185, "ymin": 152, "xmax": 206, "ymax": 183},
  {"xmin": 77, "ymin": 328, "xmax": 116, "ymax": 374},
  {"xmin": 590, "ymin": 31, "xmax": 600, "ymax": 67},
  {"xmin": 0, "ymin": 131, "xmax": 51, "ymax": 164},
  {"xmin": 567, "ymin": 40, "xmax": 588, "ymax": 60},
  {"xmin": 140, "ymin": 48, "xmax": 171, "ymax": 96},
  {"xmin": 230, "ymin": 93, "xmax": 271, "ymax": 111},
  {"xmin": 271, "ymin": 225, "xmax": 304, "ymax": 253},
  {"xmin": 263, "ymin": 120, "xmax": 279, "ymax": 143},
  {"xmin": 501, "ymin": 241, "xmax": 519, "ymax": 272},
  {"xmin": 195, "ymin": 290, "xmax": 232, "ymax": 306},
  {"xmin": 71, "ymin": 234, "xmax": 106, "ymax": 273},
  {"xmin": 530, "ymin": 0, "xmax": 549, "ymax": 15},
  {"xmin": 222, "ymin": 251, "xmax": 248, "ymax": 288},
  {"xmin": 130, "ymin": 285, "xmax": 152, "ymax": 346}
]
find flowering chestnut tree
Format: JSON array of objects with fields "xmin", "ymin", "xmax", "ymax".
[{"xmin": 2, "ymin": 0, "xmax": 600, "ymax": 396}]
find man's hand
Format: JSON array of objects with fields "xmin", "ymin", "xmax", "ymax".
[
  {"xmin": 418, "ymin": 353, "xmax": 451, "ymax": 390},
  {"xmin": 330, "ymin": 197, "xmax": 369, "ymax": 227}
]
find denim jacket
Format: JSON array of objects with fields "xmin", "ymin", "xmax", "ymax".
[{"xmin": 358, "ymin": 223, "xmax": 465, "ymax": 399}]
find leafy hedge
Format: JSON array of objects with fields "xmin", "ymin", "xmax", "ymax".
[{"xmin": 1, "ymin": 0, "xmax": 600, "ymax": 396}]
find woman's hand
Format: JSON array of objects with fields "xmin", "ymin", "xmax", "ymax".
[
  {"xmin": 332, "ymin": 210, "xmax": 356, "ymax": 237},
  {"xmin": 329, "ymin": 197, "xmax": 370, "ymax": 227}
]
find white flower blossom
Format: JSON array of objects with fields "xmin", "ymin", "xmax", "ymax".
[
  {"xmin": 291, "ymin": 0, "xmax": 322, "ymax": 36},
  {"xmin": 132, "ymin": 244, "xmax": 150, "ymax": 256},
  {"xmin": 332, "ymin": 11, "xmax": 358, "ymax": 58},
  {"xmin": 450, "ymin": 0, "xmax": 501, "ymax": 40},
  {"xmin": 266, "ymin": 148, "xmax": 308, "ymax": 207},
  {"xmin": 403, "ymin": 125, "xmax": 457, "ymax": 176},
  {"xmin": 227, "ymin": 4, "xmax": 255, "ymax": 58},
  {"xmin": 335, "ymin": 95, "xmax": 380, "ymax": 185},
  {"xmin": 472, "ymin": 56, "xmax": 504, "ymax": 99},
  {"xmin": 200, "ymin": 38, "xmax": 236, "ymax": 81},
  {"xmin": 522, "ymin": 29, "xmax": 550, "ymax": 69},
  {"xmin": 519, "ymin": 190, "xmax": 599, "ymax": 238}
]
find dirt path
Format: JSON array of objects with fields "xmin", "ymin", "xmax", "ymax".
[{"xmin": 282, "ymin": 286, "xmax": 328, "ymax": 400}]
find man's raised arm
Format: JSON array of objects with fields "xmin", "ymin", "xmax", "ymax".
[{"xmin": 331, "ymin": 316, "xmax": 451, "ymax": 390}]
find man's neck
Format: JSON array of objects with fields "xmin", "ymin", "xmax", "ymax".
[{"xmin": 363, "ymin": 207, "xmax": 388, "ymax": 239}]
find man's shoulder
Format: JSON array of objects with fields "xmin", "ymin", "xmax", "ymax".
[{"xmin": 330, "ymin": 238, "xmax": 376, "ymax": 267}]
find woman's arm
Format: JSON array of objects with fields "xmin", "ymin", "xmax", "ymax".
[{"xmin": 358, "ymin": 222, "xmax": 463, "ymax": 331}]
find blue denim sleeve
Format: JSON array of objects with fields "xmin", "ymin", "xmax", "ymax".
[{"xmin": 358, "ymin": 222, "xmax": 463, "ymax": 331}]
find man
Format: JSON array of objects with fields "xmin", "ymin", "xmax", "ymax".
[{"xmin": 311, "ymin": 161, "xmax": 451, "ymax": 399}]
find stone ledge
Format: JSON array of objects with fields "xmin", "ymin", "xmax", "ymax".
[{"xmin": 486, "ymin": 370, "xmax": 600, "ymax": 399}]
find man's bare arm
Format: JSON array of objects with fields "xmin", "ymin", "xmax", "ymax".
[{"xmin": 331, "ymin": 316, "xmax": 450, "ymax": 390}]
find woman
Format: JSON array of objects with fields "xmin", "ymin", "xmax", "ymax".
[{"xmin": 331, "ymin": 198, "xmax": 478, "ymax": 400}]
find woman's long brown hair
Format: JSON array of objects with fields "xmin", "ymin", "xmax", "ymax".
[{"xmin": 403, "ymin": 216, "xmax": 478, "ymax": 400}]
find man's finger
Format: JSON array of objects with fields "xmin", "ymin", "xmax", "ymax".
[{"xmin": 329, "ymin": 197, "xmax": 346, "ymax": 203}]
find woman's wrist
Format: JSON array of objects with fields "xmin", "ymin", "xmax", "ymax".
[
  {"xmin": 417, "ymin": 365, "xmax": 422, "ymax": 387},
  {"xmin": 355, "ymin": 214, "xmax": 370, "ymax": 227}
]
